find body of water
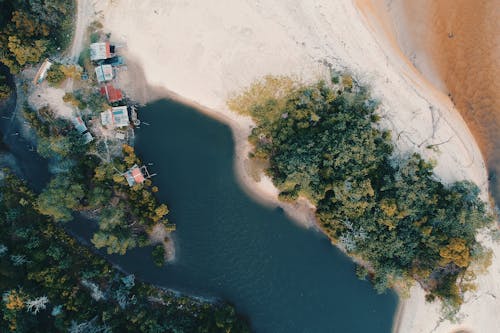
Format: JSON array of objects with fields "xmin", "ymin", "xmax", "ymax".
[
  {"xmin": 112, "ymin": 99, "xmax": 397, "ymax": 332},
  {"xmin": 1, "ymin": 94, "xmax": 397, "ymax": 332}
]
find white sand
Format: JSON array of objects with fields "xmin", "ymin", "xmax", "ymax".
[{"xmin": 81, "ymin": 0, "xmax": 497, "ymax": 331}]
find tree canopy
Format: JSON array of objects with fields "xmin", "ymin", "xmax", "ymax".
[
  {"xmin": 229, "ymin": 74, "xmax": 492, "ymax": 307},
  {"xmin": 0, "ymin": 172, "xmax": 249, "ymax": 332},
  {"xmin": 0, "ymin": 0, "xmax": 74, "ymax": 73}
]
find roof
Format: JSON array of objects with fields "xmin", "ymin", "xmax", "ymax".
[
  {"xmin": 34, "ymin": 59, "xmax": 53, "ymax": 84},
  {"xmin": 100, "ymin": 84, "xmax": 123, "ymax": 103},
  {"xmin": 82, "ymin": 132, "xmax": 94, "ymax": 144},
  {"xmin": 111, "ymin": 106, "xmax": 129, "ymax": 127},
  {"xmin": 71, "ymin": 117, "xmax": 93, "ymax": 144},
  {"xmin": 72, "ymin": 116, "xmax": 87, "ymax": 134},
  {"xmin": 100, "ymin": 110, "xmax": 113, "ymax": 127},
  {"xmin": 90, "ymin": 42, "xmax": 111, "ymax": 61},
  {"xmin": 100, "ymin": 106, "xmax": 129, "ymax": 128},
  {"xmin": 95, "ymin": 65, "xmax": 113, "ymax": 83},
  {"xmin": 124, "ymin": 165, "xmax": 146, "ymax": 186}
]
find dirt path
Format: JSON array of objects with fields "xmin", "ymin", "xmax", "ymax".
[
  {"xmin": 68, "ymin": 0, "xmax": 94, "ymax": 63},
  {"xmin": 65, "ymin": 0, "xmax": 94, "ymax": 92}
]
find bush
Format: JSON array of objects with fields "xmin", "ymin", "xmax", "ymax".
[
  {"xmin": 45, "ymin": 64, "xmax": 66, "ymax": 86},
  {"xmin": 152, "ymin": 244, "xmax": 166, "ymax": 267},
  {"xmin": 0, "ymin": 74, "xmax": 11, "ymax": 100}
]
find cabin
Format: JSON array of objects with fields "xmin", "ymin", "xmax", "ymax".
[
  {"xmin": 124, "ymin": 164, "xmax": 148, "ymax": 187},
  {"xmin": 95, "ymin": 64, "xmax": 114, "ymax": 83},
  {"xmin": 72, "ymin": 116, "xmax": 93, "ymax": 144},
  {"xmin": 33, "ymin": 59, "xmax": 53, "ymax": 84},
  {"xmin": 100, "ymin": 84, "xmax": 123, "ymax": 103},
  {"xmin": 90, "ymin": 42, "xmax": 114, "ymax": 61},
  {"xmin": 100, "ymin": 106, "xmax": 130, "ymax": 128}
]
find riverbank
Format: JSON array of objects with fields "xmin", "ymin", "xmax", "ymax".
[
  {"xmin": 355, "ymin": 1, "xmax": 500, "ymax": 332},
  {"xmin": 377, "ymin": 1, "xmax": 499, "ymax": 199},
  {"xmin": 91, "ymin": 0, "xmax": 495, "ymax": 332}
]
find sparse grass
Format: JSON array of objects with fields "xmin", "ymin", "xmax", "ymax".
[{"xmin": 227, "ymin": 75, "xmax": 297, "ymax": 119}]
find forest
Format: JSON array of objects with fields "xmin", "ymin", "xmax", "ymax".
[
  {"xmin": 0, "ymin": 172, "xmax": 249, "ymax": 332},
  {"xmin": 0, "ymin": 0, "xmax": 74, "ymax": 73},
  {"xmin": 0, "ymin": 0, "xmax": 74, "ymax": 100},
  {"xmin": 228, "ymin": 74, "xmax": 493, "ymax": 309}
]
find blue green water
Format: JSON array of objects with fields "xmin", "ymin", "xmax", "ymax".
[{"xmin": 120, "ymin": 99, "xmax": 397, "ymax": 332}]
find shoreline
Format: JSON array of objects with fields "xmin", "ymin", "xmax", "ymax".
[
  {"xmin": 93, "ymin": 1, "xmax": 495, "ymax": 332},
  {"xmin": 354, "ymin": 1, "xmax": 500, "ymax": 333},
  {"xmin": 121, "ymin": 60, "xmax": 319, "ymax": 230},
  {"xmin": 124, "ymin": 48, "xmax": 411, "ymax": 333}
]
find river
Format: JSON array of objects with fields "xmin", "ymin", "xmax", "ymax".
[
  {"xmin": 0, "ymin": 95, "xmax": 397, "ymax": 332},
  {"xmin": 111, "ymin": 99, "xmax": 396, "ymax": 332}
]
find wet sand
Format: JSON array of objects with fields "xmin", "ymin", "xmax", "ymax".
[
  {"xmin": 355, "ymin": 1, "xmax": 500, "ymax": 333},
  {"xmin": 380, "ymin": 0, "xmax": 500, "ymax": 199}
]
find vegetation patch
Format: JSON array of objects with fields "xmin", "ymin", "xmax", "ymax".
[
  {"xmin": 229, "ymin": 73, "xmax": 493, "ymax": 309},
  {"xmin": 0, "ymin": 0, "xmax": 75, "ymax": 73},
  {"xmin": 0, "ymin": 172, "xmax": 250, "ymax": 332},
  {"xmin": 0, "ymin": 74, "xmax": 11, "ymax": 100}
]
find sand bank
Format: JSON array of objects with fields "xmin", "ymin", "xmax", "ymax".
[
  {"xmin": 88, "ymin": 0, "xmax": 495, "ymax": 331},
  {"xmin": 376, "ymin": 0, "xmax": 500, "ymax": 199},
  {"xmin": 356, "ymin": 1, "xmax": 500, "ymax": 332}
]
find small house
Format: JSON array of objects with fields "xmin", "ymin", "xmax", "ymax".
[
  {"xmin": 124, "ymin": 164, "xmax": 146, "ymax": 187},
  {"xmin": 90, "ymin": 42, "xmax": 114, "ymax": 61},
  {"xmin": 100, "ymin": 84, "xmax": 123, "ymax": 103},
  {"xmin": 95, "ymin": 64, "xmax": 114, "ymax": 83},
  {"xmin": 72, "ymin": 116, "xmax": 93, "ymax": 144},
  {"xmin": 33, "ymin": 59, "xmax": 53, "ymax": 84},
  {"xmin": 100, "ymin": 106, "xmax": 130, "ymax": 128}
]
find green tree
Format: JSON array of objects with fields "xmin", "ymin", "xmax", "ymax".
[
  {"xmin": 45, "ymin": 63, "xmax": 66, "ymax": 86},
  {"xmin": 36, "ymin": 174, "xmax": 84, "ymax": 222},
  {"xmin": 151, "ymin": 245, "xmax": 165, "ymax": 267},
  {"xmin": 230, "ymin": 75, "xmax": 492, "ymax": 307}
]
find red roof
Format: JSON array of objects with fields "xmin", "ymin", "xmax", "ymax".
[
  {"xmin": 131, "ymin": 167, "xmax": 145, "ymax": 184},
  {"xmin": 100, "ymin": 84, "xmax": 123, "ymax": 103},
  {"xmin": 105, "ymin": 42, "xmax": 111, "ymax": 58}
]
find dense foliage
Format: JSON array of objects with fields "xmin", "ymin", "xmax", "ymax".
[
  {"xmin": 0, "ymin": 172, "xmax": 250, "ymax": 332},
  {"xmin": 0, "ymin": 0, "xmax": 74, "ymax": 73},
  {"xmin": 229, "ymin": 75, "xmax": 492, "ymax": 307},
  {"xmin": 0, "ymin": 74, "xmax": 11, "ymax": 100}
]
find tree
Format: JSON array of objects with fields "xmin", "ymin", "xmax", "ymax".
[
  {"xmin": 439, "ymin": 238, "xmax": 470, "ymax": 268},
  {"xmin": 91, "ymin": 231, "xmax": 137, "ymax": 255},
  {"xmin": 7, "ymin": 36, "xmax": 47, "ymax": 66},
  {"xmin": 230, "ymin": 75, "xmax": 492, "ymax": 305},
  {"xmin": 0, "ymin": 74, "xmax": 11, "ymax": 100},
  {"xmin": 152, "ymin": 245, "xmax": 165, "ymax": 267},
  {"xmin": 153, "ymin": 204, "xmax": 169, "ymax": 222},
  {"xmin": 26, "ymin": 296, "xmax": 49, "ymax": 314},
  {"xmin": 45, "ymin": 63, "xmax": 66, "ymax": 86},
  {"xmin": 36, "ymin": 174, "xmax": 84, "ymax": 222}
]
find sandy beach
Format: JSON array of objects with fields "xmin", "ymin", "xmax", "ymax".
[
  {"xmin": 357, "ymin": 1, "xmax": 500, "ymax": 332},
  {"xmin": 82, "ymin": 0, "xmax": 498, "ymax": 332},
  {"xmin": 378, "ymin": 0, "xmax": 500, "ymax": 198}
]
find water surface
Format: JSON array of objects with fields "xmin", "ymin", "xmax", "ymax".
[{"xmin": 113, "ymin": 99, "xmax": 397, "ymax": 332}]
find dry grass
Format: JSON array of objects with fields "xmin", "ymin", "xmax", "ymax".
[{"xmin": 227, "ymin": 75, "xmax": 297, "ymax": 116}]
